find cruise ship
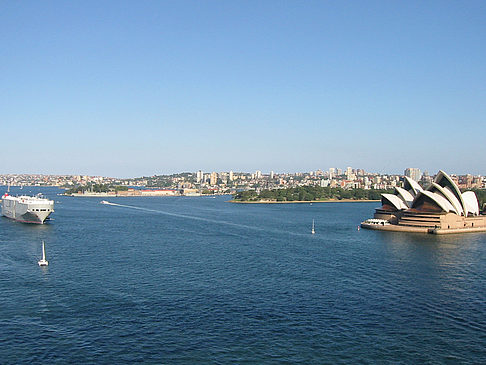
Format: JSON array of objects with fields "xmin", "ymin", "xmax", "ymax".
[{"xmin": 1, "ymin": 193, "xmax": 54, "ymax": 224}]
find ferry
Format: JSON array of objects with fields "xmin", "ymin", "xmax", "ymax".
[{"xmin": 360, "ymin": 218, "xmax": 391, "ymax": 228}]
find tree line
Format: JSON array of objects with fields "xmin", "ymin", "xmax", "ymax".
[
  {"xmin": 233, "ymin": 186, "xmax": 392, "ymax": 202},
  {"xmin": 234, "ymin": 186, "xmax": 486, "ymax": 210},
  {"xmin": 65, "ymin": 184, "xmax": 129, "ymax": 195},
  {"xmin": 470, "ymin": 189, "xmax": 486, "ymax": 210}
]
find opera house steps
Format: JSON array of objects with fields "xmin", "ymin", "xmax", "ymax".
[{"xmin": 398, "ymin": 212, "xmax": 442, "ymax": 228}]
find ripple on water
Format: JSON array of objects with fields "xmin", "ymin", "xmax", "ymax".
[{"xmin": 1, "ymin": 192, "xmax": 486, "ymax": 363}]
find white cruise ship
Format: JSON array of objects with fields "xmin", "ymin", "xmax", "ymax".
[{"xmin": 1, "ymin": 193, "xmax": 54, "ymax": 224}]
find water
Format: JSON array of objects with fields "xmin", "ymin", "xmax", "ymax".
[{"xmin": 1, "ymin": 187, "xmax": 486, "ymax": 364}]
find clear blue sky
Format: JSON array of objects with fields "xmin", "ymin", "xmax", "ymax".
[{"xmin": 1, "ymin": 0, "xmax": 485, "ymax": 177}]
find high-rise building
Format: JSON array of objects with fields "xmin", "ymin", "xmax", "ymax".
[
  {"xmin": 229, "ymin": 170, "xmax": 234, "ymax": 181},
  {"xmin": 255, "ymin": 170, "xmax": 262, "ymax": 179},
  {"xmin": 404, "ymin": 168, "xmax": 422, "ymax": 182},
  {"xmin": 346, "ymin": 166, "xmax": 354, "ymax": 180},
  {"xmin": 270, "ymin": 171, "xmax": 274, "ymax": 179},
  {"xmin": 210, "ymin": 172, "xmax": 217, "ymax": 185},
  {"xmin": 196, "ymin": 170, "xmax": 203, "ymax": 183},
  {"xmin": 329, "ymin": 168, "xmax": 335, "ymax": 179}
]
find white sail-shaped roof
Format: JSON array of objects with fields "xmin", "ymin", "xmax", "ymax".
[
  {"xmin": 403, "ymin": 176, "xmax": 423, "ymax": 197},
  {"xmin": 382, "ymin": 193, "xmax": 408, "ymax": 210},
  {"xmin": 412, "ymin": 190, "xmax": 457, "ymax": 213},
  {"xmin": 434, "ymin": 170, "xmax": 468, "ymax": 216},
  {"xmin": 378, "ymin": 170, "xmax": 480, "ymax": 217},
  {"xmin": 462, "ymin": 191, "xmax": 480, "ymax": 216},
  {"xmin": 428, "ymin": 182, "xmax": 463, "ymax": 216},
  {"xmin": 379, "ymin": 176, "xmax": 422, "ymax": 211},
  {"xmin": 395, "ymin": 187, "xmax": 414, "ymax": 208}
]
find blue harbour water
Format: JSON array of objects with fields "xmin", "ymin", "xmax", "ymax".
[{"xmin": 1, "ymin": 186, "xmax": 486, "ymax": 364}]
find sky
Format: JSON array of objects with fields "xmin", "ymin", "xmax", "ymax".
[{"xmin": 1, "ymin": 0, "xmax": 485, "ymax": 177}]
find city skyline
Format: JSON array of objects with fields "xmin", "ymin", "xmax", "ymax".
[
  {"xmin": 1, "ymin": 1, "xmax": 486, "ymax": 177},
  {"xmin": 1, "ymin": 166, "xmax": 484, "ymax": 184},
  {"xmin": 0, "ymin": 165, "xmax": 485, "ymax": 180}
]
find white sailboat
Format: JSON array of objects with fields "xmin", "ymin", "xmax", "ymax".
[
  {"xmin": 38, "ymin": 240, "xmax": 49, "ymax": 266},
  {"xmin": 311, "ymin": 219, "xmax": 315, "ymax": 234}
]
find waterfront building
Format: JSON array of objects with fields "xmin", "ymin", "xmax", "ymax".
[{"xmin": 365, "ymin": 170, "xmax": 486, "ymax": 234}]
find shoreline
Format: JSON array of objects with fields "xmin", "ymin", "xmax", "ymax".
[{"xmin": 229, "ymin": 199, "xmax": 380, "ymax": 204}]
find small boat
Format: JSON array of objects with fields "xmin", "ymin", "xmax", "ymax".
[
  {"xmin": 361, "ymin": 218, "xmax": 390, "ymax": 226},
  {"xmin": 360, "ymin": 219, "xmax": 391, "ymax": 230},
  {"xmin": 311, "ymin": 219, "xmax": 315, "ymax": 234},
  {"xmin": 100, "ymin": 200, "xmax": 111, "ymax": 205},
  {"xmin": 38, "ymin": 240, "xmax": 48, "ymax": 266}
]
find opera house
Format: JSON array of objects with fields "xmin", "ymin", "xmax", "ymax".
[{"xmin": 362, "ymin": 170, "xmax": 486, "ymax": 234}]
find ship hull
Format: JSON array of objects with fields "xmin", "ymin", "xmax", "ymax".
[{"xmin": 1, "ymin": 195, "xmax": 54, "ymax": 224}]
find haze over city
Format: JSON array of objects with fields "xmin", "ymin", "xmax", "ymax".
[{"xmin": 1, "ymin": 1, "xmax": 485, "ymax": 177}]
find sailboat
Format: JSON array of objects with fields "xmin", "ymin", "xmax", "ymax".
[
  {"xmin": 38, "ymin": 240, "xmax": 49, "ymax": 266},
  {"xmin": 311, "ymin": 219, "xmax": 315, "ymax": 234}
]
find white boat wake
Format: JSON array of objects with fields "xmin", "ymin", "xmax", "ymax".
[{"xmin": 101, "ymin": 201, "xmax": 313, "ymax": 238}]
